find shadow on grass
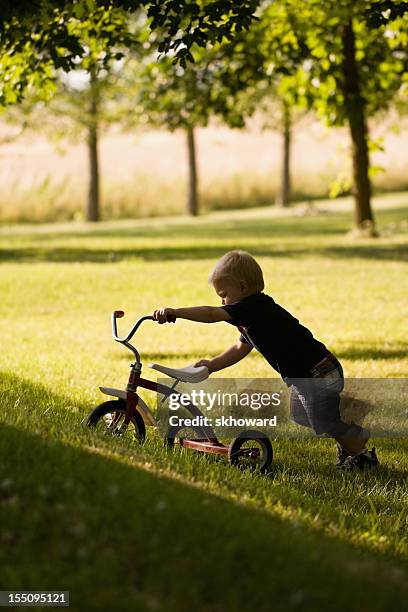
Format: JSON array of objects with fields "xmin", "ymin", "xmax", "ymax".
[
  {"xmin": 2, "ymin": 203, "xmax": 407, "ymax": 241},
  {"xmin": 1, "ymin": 242, "xmax": 407, "ymax": 265},
  {"xmin": 1, "ymin": 207, "xmax": 407, "ymax": 264},
  {"xmin": 1, "ymin": 424, "xmax": 407, "ymax": 612},
  {"xmin": 2, "ymin": 213, "xmax": 349, "ymax": 242},
  {"xmin": 336, "ymin": 344, "xmax": 408, "ymax": 361},
  {"xmin": 1, "ymin": 370, "xmax": 408, "ymax": 612}
]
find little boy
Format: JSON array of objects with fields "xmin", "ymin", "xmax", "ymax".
[{"xmin": 153, "ymin": 250, "xmax": 378, "ymax": 470}]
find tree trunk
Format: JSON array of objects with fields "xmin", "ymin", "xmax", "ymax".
[
  {"xmin": 341, "ymin": 20, "xmax": 377, "ymax": 236},
  {"xmin": 87, "ymin": 67, "xmax": 100, "ymax": 222},
  {"xmin": 186, "ymin": 125, "xmax": 199, "ymax": 216},
  {"xmin": 275, "ymin": 103, "xmax": 292, "ymax": 207}
]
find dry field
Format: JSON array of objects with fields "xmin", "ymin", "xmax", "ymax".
[{"xmin": 0, "ymin": 113, "xmax": 407, "ymax": 221}]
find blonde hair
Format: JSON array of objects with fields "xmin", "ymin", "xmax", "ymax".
[{"xmin": 208, "ymin": 250, "xmax": 264, "ymax": 292}]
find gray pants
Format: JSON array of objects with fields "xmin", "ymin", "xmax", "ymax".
[{"xmin": 285, "ymin": 357, "xmax": 368, "ymax": 438}]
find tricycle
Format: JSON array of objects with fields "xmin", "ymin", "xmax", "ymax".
[{"xmin": 86, "ymin": 311, "xmax": 273, "ymax": 472}]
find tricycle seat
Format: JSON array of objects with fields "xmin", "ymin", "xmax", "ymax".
[{"xmin": 149, "ymin": 362, "xmax": 209, "ymax": 383}]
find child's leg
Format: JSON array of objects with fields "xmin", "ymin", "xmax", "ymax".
[
  {"xmin": 290, "ymin": 378, "xmax": 370, "ymax": 450},
  {"xmin": 334, "ymin": 434, "xmax": 369, "ymax": 456},
  {"xmin": 289, "ymin": 388, "xmax": 313, "ymax": 428}
]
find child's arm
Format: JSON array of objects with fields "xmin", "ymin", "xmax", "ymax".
[
  {"xmin": 195, "ymin": 341, "xmax": 253, "ymax": 373},
  {"xmin": 153, "ymin": 306, "xmax": 230, "ymax": 324}
]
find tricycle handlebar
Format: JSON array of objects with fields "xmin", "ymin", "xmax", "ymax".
[{"xmin": 112, "ymin": 311, "xmax": 155, "ymax": 343}]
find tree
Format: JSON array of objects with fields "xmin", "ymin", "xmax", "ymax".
[
  {"xmin": 128, "ymin": 33, "xmax": 273, "ymax": 215},
  {"xmin": 0, "ymin": 0, "xmax": 261, "ymax": 106},
  {"xmin": 275, "ymin": 101, "xmax": 292, "ymax": 207},
  {"xmin": 238, "ymin": 0, "xmax": 408, "ymax": 234},
  {"xmin": 297, "ymin": 0, "xmax": 408, "ymax": 235},
  {"xmin": 4, "ymin": 63, "xmax": 128, "ymax": 221},
  {"xmin": 2, "ymin": 9, "xmax": 144, "ymax": 221},
  {"xmin": 87, "ymin": 65, "xmax": 101, "ymax": 221},
  {"xmin": 198, "ymin": 9, "xmax": 310, "ymax": 208},
  {"xmin": 128, "ymin": 54, "xmax": 217, "ymax": 215}
]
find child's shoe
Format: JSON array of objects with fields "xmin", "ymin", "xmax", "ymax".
[
  {"xmin": 342, "ymin": 447, "xmax": 379, "ymax": 471},
  {"xmin": 335, "ymin": 443, "xmax": 349, "ymax": 467}
]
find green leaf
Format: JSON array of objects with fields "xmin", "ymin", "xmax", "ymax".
[{"xmin": 73, "ymin": 3, "xmax": 85, "ymax": 19}]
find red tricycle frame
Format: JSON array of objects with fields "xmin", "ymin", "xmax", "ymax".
[{"xmin": 87, "ymin": 311, "xmax": 273, "ymax": 471}]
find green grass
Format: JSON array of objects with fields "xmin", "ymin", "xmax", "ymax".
[{"xmin": 1, "ymin": 192, "xmax": 408, "ymax": 611}]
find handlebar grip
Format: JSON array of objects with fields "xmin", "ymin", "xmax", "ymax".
[{"xmin": 112, "ymin": 311, "xmax": 155, "ymax": 344}]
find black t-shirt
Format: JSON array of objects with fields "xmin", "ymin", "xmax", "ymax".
[{"xmin": 221, "ymin": 292, "xmax": 329, "ymax": 378}]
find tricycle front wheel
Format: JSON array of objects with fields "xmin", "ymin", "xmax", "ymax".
[{"xmin": 86, "ymin": 399, "xmax": 146, "ymax": 442}]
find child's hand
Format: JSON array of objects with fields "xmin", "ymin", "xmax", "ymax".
[
  {"xmin": 194, "ymin": 359, "xmax": 213, "ymax": 372},
  {"xmin": 153, "ymin": 307, "xmax": 176, "ymax": 324}
]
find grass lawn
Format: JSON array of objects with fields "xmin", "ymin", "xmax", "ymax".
[{"xmin": 1, "ymin": 192, "xmax": 408, "ymax": 611}]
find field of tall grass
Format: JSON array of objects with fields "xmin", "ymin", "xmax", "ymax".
[{"xmin": 1, "ymin": 114, "xmax": 407, "ymax": 222}]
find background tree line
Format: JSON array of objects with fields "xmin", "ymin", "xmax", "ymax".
[{"xmin": 0, "ymin": 0, "xmax": 407, "ymax": 234}]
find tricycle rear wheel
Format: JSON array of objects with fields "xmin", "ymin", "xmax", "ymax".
[{"xmin": 228, "ymin": 430, "xmax": 273, "ymax": 473}]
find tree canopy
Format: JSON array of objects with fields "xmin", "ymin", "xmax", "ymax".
[
  {"xmin": 2, "ymin": 0, "xmax": 407, "ymax": 106},
  {"xmin": 0, "ymin": 0, "xmax": 260, "ymax": 105}
]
